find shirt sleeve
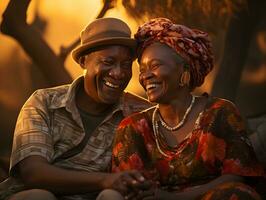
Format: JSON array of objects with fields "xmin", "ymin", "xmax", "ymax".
[
  {"xmin": 10, "ymin": 91, "xmax": 54, "ymax": 175},
  {"xmin": 112, "ymin": 116, "xmax": 147, "ymax": 173},
  {"xmin": 219, "ymin": 101, "xmax": 264, "ymax": 177}
]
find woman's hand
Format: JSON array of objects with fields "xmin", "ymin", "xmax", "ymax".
[
  {"xmin": 134, "ymin": 188, "xmax": 173, "ymax": 200},
  {"xmin": 101, "ymin": 170, "xmax": 150, "ymax": 196}
]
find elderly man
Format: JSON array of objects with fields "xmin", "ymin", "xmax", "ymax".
[{"xmin": 0, "ymin": 17, "xmax": 151, "ymax": 200}]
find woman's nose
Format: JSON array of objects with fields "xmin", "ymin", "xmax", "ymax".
[{"xmin": 140, "ymin": 70, "xmax": 153, "ymax": 81}]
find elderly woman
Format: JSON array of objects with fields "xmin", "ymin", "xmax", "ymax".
[{"xmin": 110, "ymin": 18, "xmax": 264, "ymax": 200}]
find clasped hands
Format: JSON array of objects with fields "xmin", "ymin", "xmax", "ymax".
[{"xmin": 103, "ymin": 170, "xmax": 170, "ymax": 200}]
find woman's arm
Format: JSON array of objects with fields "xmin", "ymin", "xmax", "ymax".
[
  {"xmin": 138, "ymin": 174, "xmax": 243, "ymax": 200},
  {"xmin": 172, "ymin": 174, "xmax": 243, "ymax": 200}
]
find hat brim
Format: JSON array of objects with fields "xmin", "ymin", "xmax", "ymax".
[{"xmin": 72, "ymin": 37, "xmax": 137, "ymax": 63}]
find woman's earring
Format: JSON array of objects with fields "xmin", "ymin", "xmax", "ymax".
[{"xmin": 179, "ymin": 71, "xmax": 190, "ymax": 87}]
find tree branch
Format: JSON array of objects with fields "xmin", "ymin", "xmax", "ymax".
[
  {"xmin": 58, "ymin": 0, "xmax": 116, "ymax": 62},
  {"xmin": 211, "ymin": 0, "xmax": 265, "ymax": 101},
  {"xmin": 1, "ymin": 0, "xmax": 72, "ymax": 86}
]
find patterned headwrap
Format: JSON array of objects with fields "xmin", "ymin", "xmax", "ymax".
[{"xmin": 134, "ymin": 18, "xmax": 214, "ymax": 89}]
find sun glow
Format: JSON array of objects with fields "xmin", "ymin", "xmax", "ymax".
[{"xmin": 0, "ymin": 0, "xmax": 145, "ymax": 105}]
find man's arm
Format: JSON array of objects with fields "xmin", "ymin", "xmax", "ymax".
[
  {"xmin": 18, "ymin": 155, "xmax": 145, "ymax": 195},
  {"xmin": 10, "ymin": 91, "xmax": 146, "ymax": 196}
]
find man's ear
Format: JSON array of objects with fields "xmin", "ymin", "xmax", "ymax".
[{"xmin": 79, "ymin": 56, "xmax": 86, "ymax": 68}]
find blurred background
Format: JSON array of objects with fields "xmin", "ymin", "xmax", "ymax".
[{"xmin": 0, "ymin": 0, "xmax": 265, "ymax": 181}]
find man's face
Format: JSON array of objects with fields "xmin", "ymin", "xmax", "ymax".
[{"xmin": 82, "ymin": 45, "xmax": 133, "ymax": 104}]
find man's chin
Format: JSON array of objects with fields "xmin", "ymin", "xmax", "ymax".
[{"xmin": 99, "ymin": 94, "xmax": 122, "ymax": 105}]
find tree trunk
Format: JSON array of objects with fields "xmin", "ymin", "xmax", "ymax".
[
  {"xmin": 211, "ymin": 0, "xmax": 265, "ymax": 101},
  {"xmin": 0, "ymin": 0, "xmax": 72, "ymax": 86}
]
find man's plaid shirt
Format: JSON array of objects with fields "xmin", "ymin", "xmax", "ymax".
[{"xmin": 10, "ymin": 76, "xmax": 151, "ymax": 174}]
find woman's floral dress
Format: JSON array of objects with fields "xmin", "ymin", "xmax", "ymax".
[{"xmin": 112, "ymin": 97, "xmax": 264, "ymax": 199}]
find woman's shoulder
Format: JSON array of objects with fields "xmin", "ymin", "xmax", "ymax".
[
  {"xmin": 198, "ymin": 96, "xmax": 247, "ymax": 138},
  {"xmin": 204, "ymin": 95, "xmax": 238, "ymax": 113},
  {"xmin": 198, "ymin": 95, "xmax": 242, "ymax": 127}
]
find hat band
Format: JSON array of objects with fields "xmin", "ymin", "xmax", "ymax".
[{"xmin": 82, "ymin": 31, "xmax": 131, "ymax": 44}]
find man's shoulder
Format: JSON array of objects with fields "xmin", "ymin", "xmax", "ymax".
[
  {"xmin": 35, "ymin": 84, "xmax": 69, "ymax": 95},
  {"xmin": 25, "ymin": 84, "xmax": 70, "ymax": 108},
  {"xmin": 122, "ymin": 92, "xmax": 153, "ymax": 116}
]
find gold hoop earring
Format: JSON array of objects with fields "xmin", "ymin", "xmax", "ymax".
[{"xmin": 179, "ymin": 71, "xmax": 190, "ymax": 87}]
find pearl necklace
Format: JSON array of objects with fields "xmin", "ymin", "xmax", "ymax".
[{"xmin": 158, "ymin": 95, "xmax": 195, "ymax": 131}]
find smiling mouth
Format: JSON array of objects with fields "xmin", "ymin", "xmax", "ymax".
[
  {"xmin": 104, "ymin": 80, "xmax": 120, "ymax": 89},
  {"xmin": 145, "ymin": 83, "xmax": 160, "ymax": 91}
]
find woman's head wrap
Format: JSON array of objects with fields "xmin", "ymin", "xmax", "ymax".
[{"xmin": 134, "ymin": 18, "xmax": 214, "ymax": 89}]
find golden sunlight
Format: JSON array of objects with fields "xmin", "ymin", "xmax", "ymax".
[{"xmin": 0, "ymin": 0, "xmax": 144, "ymax": 98}]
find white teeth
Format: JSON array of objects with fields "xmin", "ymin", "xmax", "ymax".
[
  {"xmin": 105, "ymin": 81, "xmax": 119, "ymax": 88},
  {"xmin": 146, "ymin": 84, "xmax": 158, "ymax": 90}
]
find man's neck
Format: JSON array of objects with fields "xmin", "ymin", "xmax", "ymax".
[{"xmin": 75, "ymin": 86, "xmax": 114, "ymax": 115}]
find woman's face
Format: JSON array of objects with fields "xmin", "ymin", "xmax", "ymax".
[{"xmin": 139, "ymin": 42, "xmax": 184, "ymax": 103}]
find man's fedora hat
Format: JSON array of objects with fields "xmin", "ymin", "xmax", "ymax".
[{"xmin": 72, "ymin": 18, "xmax": 136, "ymax": 63}]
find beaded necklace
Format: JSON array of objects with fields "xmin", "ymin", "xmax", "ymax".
[
  {"xmin": 152, "ymin": 95, "xmax": 196, "ymax": 157},
  {"xmin": 158, "ymin": 95, "xmax": 195, "ymax": 131},
  {"xmin": 152, "ymin": 106, "xmax": 171, "ymax": 157}
]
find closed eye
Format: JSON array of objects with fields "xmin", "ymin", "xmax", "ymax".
[
  {"xmin": 121, "ymin": 61, "xmax": 132, "ymax": 69},
  {"xmin": 149, "ymin": 59, "xmax": 162, "ymax": 70},
  {"xmin": 149, "ymin": 61, "xmax": 163, "ymax": 71},
  {"xmin": 151, "ymin": 63, "xmax": 161, "ymax": 69},
  {"xmin": 101, "ymin": 59, "xmax": 114, "ymax": 66}
]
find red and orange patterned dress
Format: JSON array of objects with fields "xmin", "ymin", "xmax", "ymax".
[{"xmin": 112, "ymin": 97, "xmax": 264, "ymax": 199}]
